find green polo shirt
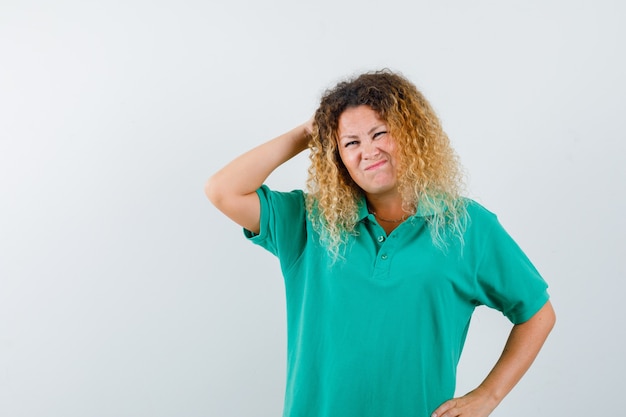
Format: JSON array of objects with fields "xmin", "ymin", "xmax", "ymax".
[{"xmin": 244, "ymin": 185, "xmax": 549, "ymax": 417}]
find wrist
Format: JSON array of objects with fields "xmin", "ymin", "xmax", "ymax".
[
  {"xmin": 290, "ymin": 124, "xmax": 311, "ymax": 151},
  {"xmin": 472, "ymin": 384, "xmax": 504, "ymax": 407}
]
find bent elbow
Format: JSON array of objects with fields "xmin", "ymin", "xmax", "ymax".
[
  {"xmin": 547, "ymin": 302, "xmax": 557, "ymax": 331},
  {"xmin": 538, "ymin": 300, "xmax": 557, "ymax": 334},
  {"xmin": 204, "ymin": 175, "xmax": 224, "ymax": 207}
]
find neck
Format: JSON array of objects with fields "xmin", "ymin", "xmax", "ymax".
[
  {"xmin": 366, "ymin": 198, "xmax": 414, "ymax": 224},
  {"xmin": 370, "ymin": 210, "xmax": 408, "ymax": 223}
]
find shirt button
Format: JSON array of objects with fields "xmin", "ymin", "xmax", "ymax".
[
  {"xmin": 377, "ymin": 236, "xmax": 385, "ymax": 243},
  {"xmin": 381, "ymin": 254, "xmax": 388, "ymax": 260}
]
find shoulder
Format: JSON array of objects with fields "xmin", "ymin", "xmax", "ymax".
[
  {"xmin": 246, "ymin": 185, "xmax": 309, "ymax": 257},
  {"xmin": 462, "ymin": 198, "xmax": 499, "ymax": 225},
  {"xmin": 257, "ymin": 184, "xmax": 305, "ymax": 199},
  {"xmin": 257, "ymin": 185, "xmax": 306, "ymax": 209},
  {"xmin": 457, "ymin": 198, "xmax": 508, "ymax": 246},
  {"xmin": 460, "ymin": 198, "xmax": 529, "ymax": 258}
]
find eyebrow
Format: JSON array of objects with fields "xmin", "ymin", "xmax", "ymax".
[{"xmin": 339, "ymin": 124, "xmax": 386, "ymax": 140}]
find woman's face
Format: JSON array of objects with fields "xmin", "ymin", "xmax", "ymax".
[{"xmin": 336, "ymin": 105, "xmax": 399, "ymax": 199}]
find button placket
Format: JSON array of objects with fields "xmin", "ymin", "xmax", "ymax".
[{"xmin": 372, "ymin": 229, "xmax": 397, "ymax": 279}]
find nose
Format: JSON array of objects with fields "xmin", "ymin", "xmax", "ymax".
[{"xmin": 362, "ymin": 139, "xmax": 380, "ymax": 159}]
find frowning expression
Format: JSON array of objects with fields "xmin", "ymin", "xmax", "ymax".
[{"xmin": 337, "ymin": 105, "xmax": 398, "ymax": 198}]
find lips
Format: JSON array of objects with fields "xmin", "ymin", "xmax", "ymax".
[{"xmin": 365, "ymin": 160, "xmax": 387, "ymax": 171}]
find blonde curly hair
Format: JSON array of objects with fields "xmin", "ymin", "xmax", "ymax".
[{"xmin": 306, "ymin": 69, "xmax": 467, "ymax": 259}]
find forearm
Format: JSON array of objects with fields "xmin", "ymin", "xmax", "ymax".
[
  {"xmin": 432, "ymin": 301, "xmax": 556, "ymax": 417},
  {"xmin": 476, "ymin": 300, "xmax": 556, "ymax": 405},
  {"xmin": 205, "ymin": 122, "xmax": 311, "ymax": 231}
]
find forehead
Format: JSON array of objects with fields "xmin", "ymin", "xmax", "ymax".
[{"xmin": 337, "ymin": 105, "xmax": 385, "ymax": 134}]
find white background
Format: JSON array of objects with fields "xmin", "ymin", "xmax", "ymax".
[{"xmin": 1, "ymin": 1, "xmax": 624, "ymax": 416}]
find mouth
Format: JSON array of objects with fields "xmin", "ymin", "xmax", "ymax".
[{"xmin": 365, "ymin": 160, "xmax": 387, "ymax": 171}]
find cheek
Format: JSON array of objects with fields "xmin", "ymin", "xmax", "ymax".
[
  {"xmin": 386, "ymin": 140, "xmax": 399, "ymax": 163},
  {"xmin": 337, "ymin": 148, "xmax": 352, "ymax": 167},
  {"xmin": 342, "ymin": 153, "xmax": 360, "ymax": 172}
]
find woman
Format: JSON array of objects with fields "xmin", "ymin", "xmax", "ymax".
[{"xmin": 206, "ymin": 70, "xmax": 555, "ymax": 417}]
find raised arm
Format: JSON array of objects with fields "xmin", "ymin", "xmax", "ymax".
[
  {"xmin": 432, "ymin": 300, "xmax": 556, "ymax": 417},
  {"xmin": 205, "ymin": 119, "xmax": 312, "ymax": 234}
]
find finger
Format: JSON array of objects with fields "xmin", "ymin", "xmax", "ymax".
[{"xmin": 431, "ymin": 399, "xmax": 457, "ymax": 417}]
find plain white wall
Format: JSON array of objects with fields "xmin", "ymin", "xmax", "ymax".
[{"xmin": 1, "ymin": 1, "xmax": 624, "ymax": 416}]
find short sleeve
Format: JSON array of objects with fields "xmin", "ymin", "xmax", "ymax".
[
  {"xmin": 469, "ymin": 204, "xmax": 550, "ymax": 324},
  {"xmin": 243, "ymin": 185, "xmax": 308, "ymax": 269}
]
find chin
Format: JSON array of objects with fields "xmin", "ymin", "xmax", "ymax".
[{"xmin": 363, "ymin": 184, "xmax": 397, "ymax": 196}]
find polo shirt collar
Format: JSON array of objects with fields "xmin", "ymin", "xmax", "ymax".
[{"xmin": 356, "ymin": 195, "xmax": 445, "ymax": 222}]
